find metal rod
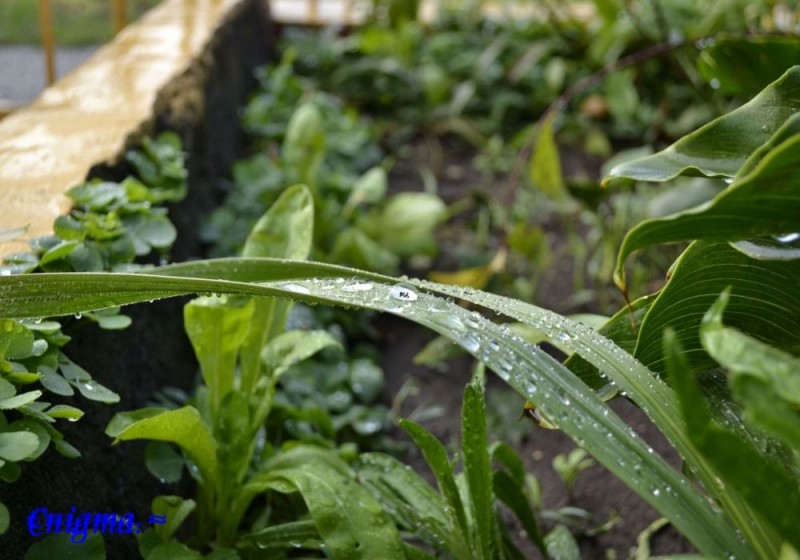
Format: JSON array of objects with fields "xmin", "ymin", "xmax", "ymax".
[
  {"xmin": 112, "ymin": 0, "xmax": 127, "ymax": 35},
  {"xmin": 38, "ymin": 0, "xmax": 56, "ymax": 86}
]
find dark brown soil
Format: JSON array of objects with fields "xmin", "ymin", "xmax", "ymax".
[{"xmin": 375, "ymin": 136, "xmax": 694, "ymax": 557}]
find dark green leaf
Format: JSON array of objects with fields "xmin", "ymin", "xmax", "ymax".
[
  {"xmin": 634, "ymin": 242, "xmax": 800, "ymax": 373},
  {"xmin": 261, "ymin": 330, "xmax": 342, "ymax": 380},
  {"xmin": 664, "ymin": 329, "xmax": 800, "ymax": 552},
  {"xmin": 243, "ymin": 446, "xmax": 405, "ymax": 560},
  {"xmin": 24, "ymin": 532, "xmax": 105, "ymax": 559},
  {"xmin": 606, "ymin": 66, "xmax": 800, "ymax": 183},
  {"xmin": 145, "ymin": 441, "xmax": 184, "ymax": 484},
  {"xmin": 699, "ymin": 36, "xmax": 800, "ymax": 95}
]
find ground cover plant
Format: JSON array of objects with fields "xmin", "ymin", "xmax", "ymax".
[
  {"xmin": 3, "ymin": 64, "xmax": 800, "ymax": 557},
  {"xmin": 0, "ymin": 132, "xmax": 187, "ymax": 540}
]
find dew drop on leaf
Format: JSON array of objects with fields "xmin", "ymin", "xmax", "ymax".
[{"xmin": 389, "ymin": 284, "xmax": 418, "ymax": 302}]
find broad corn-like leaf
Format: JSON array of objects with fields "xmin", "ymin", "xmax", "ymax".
[
  {"xmin": 0, "ymin": 261, "xmax": 756, "ymax": 557},
  {"xmin": 612, "ymin": 125, "xmax": 800, "ymax": 288},
  {"xmin": 664, "ymin": 329, "xmax": 800, "ymax": 552},
  {"xmin": 698, "ymin": 36, "xmax": 800, "ymax": 95},
  {"xmin": 633, "ymin": 241, "xmax": 800, "ymax": 374},
  {"xmin": 606, "ymin": 66, "xmax": 800, "ymax": 183},
  {"xmin": 700, "ymin": 290, "xmax": 800, "ymax": 450}
]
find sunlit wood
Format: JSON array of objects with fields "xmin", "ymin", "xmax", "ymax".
[
  {"xmin": 38, "ymin": 0, "xmax": 56, "ymax": 85},
  {"xmin": 113, "ymin": 0, "xmax": 128, "ymax": 35}
]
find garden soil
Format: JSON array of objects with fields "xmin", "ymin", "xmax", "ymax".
[{"xmin": 377, "ymin": 138, "xmax": 695, "ymax": 558}]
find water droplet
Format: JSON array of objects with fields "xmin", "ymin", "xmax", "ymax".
[
  {"xmin": 557, "ymin": 331, "xmax": 571, "ymax": 343},
  {"xmin": 710, "ymin": 78, "xmax": 720, "ymax": 90},
  {"xmin": 775, "ymin": 232, "xmax": 800, "ymax": 244},
  {"xmin": 281, "ymin": 283, "xmax": 311, "ymax": 295},
  {"xmin": 342, "ymin": 282, "xmax": 373, "ymax": 292},
  {"xmin": 74, "ymin": 313, "xmax": 82, "ymax": 319},
  {"xmin": 761, "ymin": 124, "xmax": 770, "ymax": 133},
  {"xmin": 461, "ymin": 334, "xmax": 480, "ymax": 353},
  {"xmin": 389, "ymin": 284, "xmax": 418, "ymax": 302}
]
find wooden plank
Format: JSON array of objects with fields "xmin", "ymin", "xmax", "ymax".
[{"xmin": 0, "ymin": 0, "xmax": 247, "ymax": 257}]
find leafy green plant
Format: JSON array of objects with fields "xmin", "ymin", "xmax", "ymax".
[
  {"xmin": 359, "ymin": 366, "xmax": 587, "ymax": 559},
  {"xmin": 203, "ymin": 52, "xmax": 445, "ymax": 275},
  {"xmin": 0, "ymin": 132, "xmax": 187, "ymax": 538},
  {"xmin": 5, "ymin": 64, "xmax": 800, "ymax": 556}
]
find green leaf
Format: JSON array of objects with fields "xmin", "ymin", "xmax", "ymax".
[
  {"xmin": 109, "ymin": 406, "xmax": 217, "ymax": 487},
  {"xmin": 0, "ymin": 390, "xmax": 42, "ymax": 409},
  {"xmin": 0, "ymin": 430, "xmax": 39, "ymax": 461},
  {"xmin": 344, "ymin": 167, "xmax": 388, "ymax": 213},
  {"xmin": 240, "ymin": 184, "xmax": 314, "ymax": 393},
  {"xmin": 184, "ymin": 296, "xmax": 254, "ymax": 416},
  {"xmin": 699, "ymin": 36, "xmax": 800, "ymax": 95},
  {"xmin": 357, "ymin": 452, "xmax": 452, "ymax": 554},
  {"xmin": 461, "ymin": 374, "xmax": 495, "ymax": 559},
  {"xmin": 145, "ymin": 540, "xmax": 203, "ymax": 560},
  {"xmin": 544, "ymin": 524, "xmax": 580, "ymax": 560},
  {"xmin": 563, "ymin": 295, "xmax": 655, "ymax": 392},
  {"xmin": 261, "ymin": 330, "xmax": 342, "ymax": 380},
  {"xmin": 241, "ymin": 519, "xmax": 320, "ymax": 550},
  {"xmin": 242, "ymin": 184, "xmax": 314, "ymax": 260},
  {"xmin": 493, "ymin": 469, "xmax": 546, "ymax": 555},
  {"xmin": 606, "ymin": 65, "xmax": 800, "ymax": 183},
  {"xmin": 664, "ymin": 328, "xmax": 800, "ymax": 552},
  {"xmin": 121, "ymin": 213, "xmax": 177, "ymax": 255},
  {"xmin": 613, "ymin": 119, "xmax": 800, "ymax": 287},
  {"xmin": 75, "ymin": 379, "xmax": 120, "ymax": 403},
  {"xmin": 330, "ymin": 227, "xmax": 401, "ymax": 273},
  {"xmin": 46, "ymin": 404, "xmax": 84, "ymax": 421},
  {"xmin": 529, "ymin": 116, "xmax": 567, "ymax": 199},
  {"xmin": 633, "ymin": 241, "xmax": 800, "ymax": 374},
  {"xmin": 400, "ymin": 419, "xmax": 472, "ymax": 559},
  {"xmin": 700, "ymin": 289, "xmax": 800, "ymax": 448},
  {"xmin": 3, "ymin": 419, "xmax": 50, "ymax": 460},
  {"xmin": 349, "ymin": 358, "xmax": 383, "ymax": 403},
  {"xmin": 145, "ymin": 441, "xmax": 184, "ymax": 484},
  {"xmin": 243, "ymin": 445, "xmax": 405, "ymax": 560},
  {"xmin": 375, "ymin": 193, "xmax": 446, "ymax": 257},
  {"xmin": 24, "ymin": 532, "xmax": 105, "ymax": 558},
  {"xmin": 0, "ymin": 501, "xmax": 8, "ymax": 534},
  {"xmin": 151, "ymin": 495, "xmax": 196, "ymax": 541},
  {"xmin": 283, "ymin": 102, "xmax": 326, "ymax": 187},
  {"xmin": 0, "ymin": 260, "xmax": 756, "ymax": 558},
  {"xmin": 0, "ymin": 319, "xmax": 34, "ymax": 360}
]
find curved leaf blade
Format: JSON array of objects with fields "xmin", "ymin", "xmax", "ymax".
[
  {"xmin": 605, "ymin": 65, "xmax": 800, "ymax": 183},
  {"xmin": 0, "ymin": 261, "xmax": 753, "ymax": 557}
]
